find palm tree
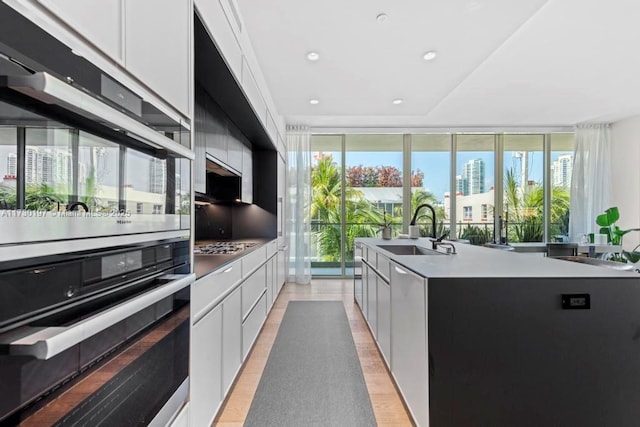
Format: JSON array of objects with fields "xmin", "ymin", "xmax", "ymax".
[
  {"xmin": 503, "ymin": 168, "xmax": 570, "ymax": 242},
  {"xmin": 408, "ymin": 189, "xmax": 447, "ymax": 237},
  {"xmin": 311, "ymin": 156, "xmax": 385, "ymax": 262}
]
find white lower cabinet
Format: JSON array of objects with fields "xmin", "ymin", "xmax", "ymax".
[
  {"xmin": 377, "ymin": 277, "xmax": 391, "ymax": 365},
  {"xmin": 266, "ymin": 257, "xmax": 273, "ymax": 308},
  {"xmin": 190, "ymin": 304, "xmax": 222, "ymax": 427},
  {"xmin": 222, "ymin": 286, "xmax": 242, "ymax": 396},
  {"xmin": 170, "ymin": 402, "xmax": 189, "ymax": 427},
  {"xmin": 366, "ymin": 265, "xmax": 377, "ymax": 338},
  {"xmin": 390, "ymin": 261, "xmax": 429, "ymax": 427},
  {"xmin": 241, "ymin": 265, "xmax": 266, "ymax": 318},
  {"xmin": 242, "ymin": 293, "xmax": 266, "ymax": 359}
]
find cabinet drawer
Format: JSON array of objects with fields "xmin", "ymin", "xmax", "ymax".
[
  {"xmin": 242, "ymin": 265, "xmax": 266, "ymax": 319},
  {"xmin": 266, "ymin": 240, "xmax": 277, "ymax": 259},
  {"xmin": 192, "ymin": 261, "xmax": 241, "ymax": 320},
  {"xmin": 242, "ymin": 245, "xmax": 266, "ymax": 277},
  {"xmin": 242, "ymin": 293, "xmax": 266, "ymax": 359}
]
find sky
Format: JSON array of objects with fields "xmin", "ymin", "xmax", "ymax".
[{"xmin": 318, "ymin": 149, "xmax": 570, "ymax": 202}]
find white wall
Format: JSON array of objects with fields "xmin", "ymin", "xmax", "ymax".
[{"xmin": 611, "ymin": 115, "xmax": 640, "ymax": 251}]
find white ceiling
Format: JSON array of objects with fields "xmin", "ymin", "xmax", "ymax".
[{"xmin": 235, "ymin": 0, "xmax": 640, "ymax": 129}]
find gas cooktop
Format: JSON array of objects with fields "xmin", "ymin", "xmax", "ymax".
[{"xmin": 194, "ymin": 241, "xmax": 258, "ymax": 255}]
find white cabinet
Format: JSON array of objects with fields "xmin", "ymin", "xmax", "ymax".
[
  {"xmin": 277, "ymin": 249, "xmax": 286, "ymax": 293},
  {"xmin": 192, "ymin": 260, "xmax": 240, "ymax": 321},
  {"xmin": 390, "ymin": 261, "xmax": 429, "ymax": 427},
  {"xmin": 242, "ymin": 293, "xmax": 266, "ymax": 359},
  {"xmin": 377, "ymin": 277, "xmax": 391, "ymax": 365},
  {"xmin": 222, "ymin": 286, "xmax": 242, "ymax": 396},
  {"xmin": 190, "ymin": 304, "xmax": 222, "ymax": 427},
  {"xmin": 366, "ymin": 265, "xmax": 377, "ymax": 338},
  {"xmin": 241, "ymin": 265, "xmax": 266, "ymax": 319},
  {"xmin": 266, "ymin": 256, "xmax": 275, "ymax": 308},
  {"xmin": 124, "ymin": 0, "xmax": 191, "ymax": 116},
  {"xmin": 170, "ymin": 402, "xmax": 189, "ymax": 427},
  {"xmin": 194, "ymin": 0, "xmax": 242, "ymax": 79},
  {"xmin": 241, "ymin": 145, "xmax": 253, "ymax": 204},
  {"xmin": 37, "ymin": 0, "xmax": 123, "ymax": 62},
  {"xmin": 226, "ymin": 128, "xmax": 244, "ymax": 173},
  {"xmin": 241, "ymin": 57, "xmax": 267, "ymax": 125}
]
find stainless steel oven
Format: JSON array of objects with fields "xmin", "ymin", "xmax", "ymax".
[
  {"xmin": 0, "ymin": 3, "xmax": 193, "ymax": 250},
  {"xmin": 0, "ymin": 237, "xmax": 193, "ymax": 426}
]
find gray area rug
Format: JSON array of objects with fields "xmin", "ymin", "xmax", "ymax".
[{"xmin": 243, "ymin": 301, "xmax": 377, "ymax": 427}]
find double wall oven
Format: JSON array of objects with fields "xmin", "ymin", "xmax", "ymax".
[{"xmin": 0, "ymin": 3, "xmax": 194, "ymax": 426}]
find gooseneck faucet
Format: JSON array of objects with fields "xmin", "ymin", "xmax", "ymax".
[{"xmin": 410, "ymin": 203, "xmax": 437, "ymax": 238}]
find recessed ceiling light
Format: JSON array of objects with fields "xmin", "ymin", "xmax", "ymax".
[
  {"xmin": 392, "ymin": 98, "xmax": 403, "ymax": 105},
  {"xmin": 423, "ymin": 51, "xmax": 437, "ymax": 61},
  {"xmin": 376, "ymin": 13, "xmax": 388, "ymax": 23},
  {"xmin": 309, "ymin": 99, "xmax": 320, "ymax": 105},
  {"xmin": 306, "ymin": 51, "xmax": 320, "ymax": 61}
]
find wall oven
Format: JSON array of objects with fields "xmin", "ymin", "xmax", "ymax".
[
  {"xmin": 0, "ymin": 237, "xmax": 193, "ymax": 426},
  {"xmin": 0, "ymin": 2, "xmax": 193, "ymax": 249},
  {"xmin": 0, "ymin": 3, "xmax": 195, "ymax": 426}
]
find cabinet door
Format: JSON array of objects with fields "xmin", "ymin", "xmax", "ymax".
[
  {"xmin": 241, "ymin": 145, "xmax": 253, "ymax": 203},
  {"xmin": 205, "ymin": 95, "xmax": 228, "ymax": 165},
  {"xmin": 222, "ymin": 286, "xmax": 242, "ymax": 396},
  {"xmin": 194, "ymin": 0, "xmax": 242, "ymax": 79},
  {"xmin": 193, "ymin": 92, "xmax": 207, "ymax": 194},
  {"xmin": 124, "ymin": 0, "xmax": 190, "ymax": 115},
  {"xmin": 390, "ymin": 262, "xmax": 429, "ymax": 427},
  {"xmin": 367, "ymin": 268, "xmax": 377, "ymax": 338},
  {"xmin": 190, "ymin": 304, "xmax": 222, "ymax": 427},
  {"xmin": 226, "ymin": 127, "xmax": 244, "ymax": 173},
  {"xmin": 265, "ymin": 257, "xmax": 273, "ymax": 308},
  {"xmin": 377, "ymin": 276, "xmax": 391, "ymax": 366},
  {"xmin": 38, "ymin": 0, "xmax": 123, "ymax": 62},
  {"xmin": 361, "ymin": 263, "xmax": 369, "ymax": 320},
  {"xmin": 277, "ymin": 250, "xmax": 286, "ymax": 293}
]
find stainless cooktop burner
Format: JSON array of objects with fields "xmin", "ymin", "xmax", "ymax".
[{"xmin": 194, "ymin": 241, "xmax": 258, "ymax": 255}]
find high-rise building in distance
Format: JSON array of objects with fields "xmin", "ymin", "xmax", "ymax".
[
  {"xmin": 457, "ymin": 158, "xmax": 485, "ymax": 195},
  {"xmin": 552, "ymin": 154, "xmax": 573, "ymax": 188}
]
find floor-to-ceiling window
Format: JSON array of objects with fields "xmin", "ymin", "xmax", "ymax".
[
  {"xmin": 310, "ymin": 135, "xmax": 343, "ymax": 276},
  {"xmin": 503, "ymin": 134, "xmax": 544, "ymax": 242},
  {"xmin": 411, "ymin": 134, "xmax": 451, "ymax": 237},
  {"xmin": 455, "ymin": 134, "xmax": 496, "ymax": 244},
  {"xmin": 344, "ymin": 135, "xmax": 404, "ymax": 275},
  {"xmin": 550, "ymin": 133, "xmax": 573, "ymax": 239},
  {"xmin": 309, "ymin": 131, "xmax": 573, "ymax": 277}
]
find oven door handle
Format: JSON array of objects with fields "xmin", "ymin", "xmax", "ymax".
[
  {"xmin": 3, "ymin": 72, "xmax": 194, "ymax": 160},
  {"xmin": 0, "ymin": 273, "xmax": 195, "ymax": 360}
]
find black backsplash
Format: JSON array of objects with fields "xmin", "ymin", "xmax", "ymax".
[{"xmin": 195, "ymin": 204, "xmax": 232, "ymax": 240}]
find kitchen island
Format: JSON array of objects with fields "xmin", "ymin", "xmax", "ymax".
[{"xmin": 356, "ymin": 237, "xmax": 640, "ymax": 427}]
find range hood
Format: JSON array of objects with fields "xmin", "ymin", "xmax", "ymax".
[
  {"xmin": 206, "ymin": 157, "xmax": 238, "ymax": 177},
  {"xmin": 196, "ymin": 156, "xmax": 244, "ymax": 204}
]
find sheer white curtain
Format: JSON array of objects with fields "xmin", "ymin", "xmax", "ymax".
[
  {"xmin": 286, "ymin": 125, "xmax": 312, "ymax": 284},
  {"xmin": 568, "ymin": 123, "xmax": 612, "ymax": 241}
]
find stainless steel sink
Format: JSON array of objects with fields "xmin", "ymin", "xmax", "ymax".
[
  {"xmin": 552, "ymin": 255, "xmax": 635, "ymax": 271},
  {"xmin": 377, "ymin": 244, "xmax": 445, "ymax": 255}
]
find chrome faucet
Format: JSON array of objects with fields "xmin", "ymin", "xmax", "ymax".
[{"xmin": 410, "ymin": 204, "xmax": 437, "ymax": 238}]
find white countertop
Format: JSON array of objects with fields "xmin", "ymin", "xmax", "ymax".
[{"xmin": 358, "ymin": 238, "xmax": 638, "ymax": 279}]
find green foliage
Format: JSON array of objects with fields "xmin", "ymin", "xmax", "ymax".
[
  {"xmin": 25, "ymin": 184, "xmax": 64, "ymax": 210},
  {"xmin": 458, "ymin": 225, "xmax": 492, "ymax": 245},
  {"xmin": 595, "ymin": 206, "xmax": 640, "ymax": 264},
  {"xmin": 503, "ymin": 168, "xmax": 569, "ymax": 243}
]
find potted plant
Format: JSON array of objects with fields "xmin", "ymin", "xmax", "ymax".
[
  {"xmin": 380, "ymin": 211, "xmax": 392, "ymax": 240},
  {"xmin": 596, "ymin": 206, "xmax": 640, "ymax": 263}
]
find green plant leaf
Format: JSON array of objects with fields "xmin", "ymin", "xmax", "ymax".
[
  {"xmin": 623, "ymin": 250, "xmax": 640, "ymax": 264},
  {"xmin": 596, "ymin": 213, "xmax": 611, "ymax": 227},
  {"xmin": 606, "ymin": 206, "xmax": 620, "ymax": 224}
]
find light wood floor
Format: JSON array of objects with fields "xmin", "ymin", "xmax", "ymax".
[{"xmin": 214, "ymin": 279, "xmax": 414, "ymax": 427}]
